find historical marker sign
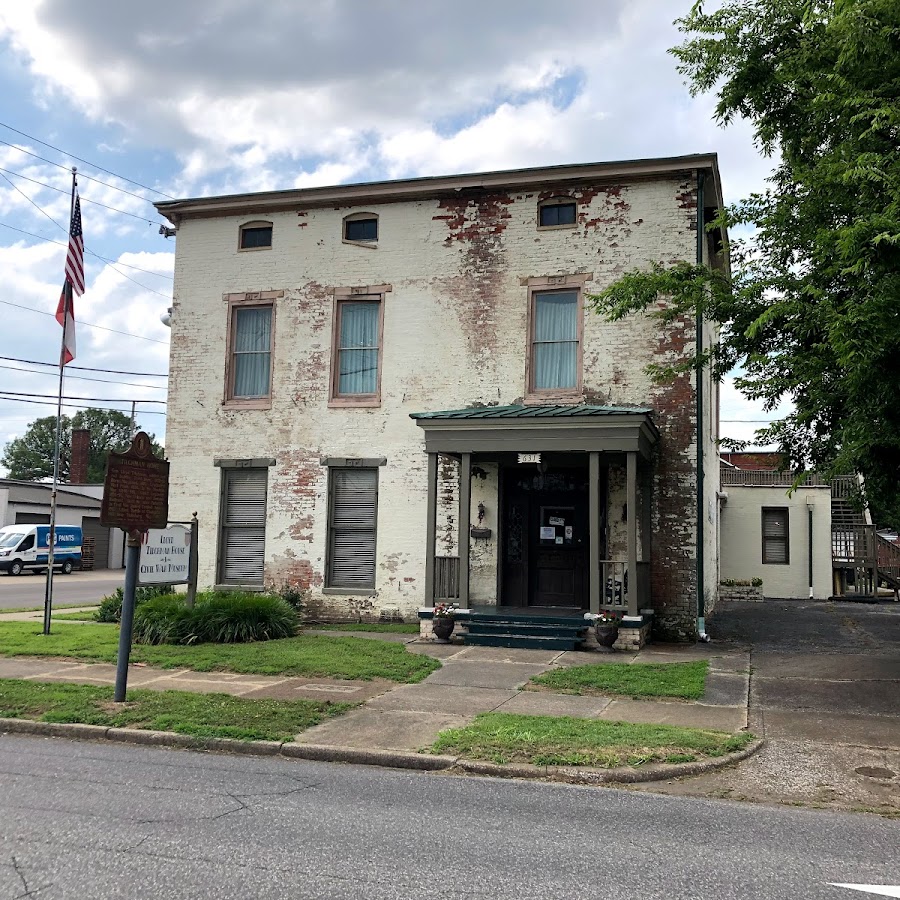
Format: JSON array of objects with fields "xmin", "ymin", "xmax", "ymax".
[{"xmin": 100, "ymin": 432, "xmax": 169, "ymax": 534}]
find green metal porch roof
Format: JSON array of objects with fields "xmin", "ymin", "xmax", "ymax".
[{"xmin": 409, "ymin": 404, "xmax": 653, "ymax": 421}]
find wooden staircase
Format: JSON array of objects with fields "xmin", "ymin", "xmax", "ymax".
[
  {"xmin": 831, "ymin": 476, "xmax": 900, "ymax": 597},
  {"xmin": 461, "ymin": 610, "xmax": 589, "ymax": 650}
]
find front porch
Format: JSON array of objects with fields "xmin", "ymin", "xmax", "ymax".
[{"xmin": 410, "ymin": 405, "xmax": 660, "ymax": 645}]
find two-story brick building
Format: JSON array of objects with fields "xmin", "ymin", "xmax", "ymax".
[{"xmin": 156, "ymin": 154, "xmax": 726, "ymax": 643}]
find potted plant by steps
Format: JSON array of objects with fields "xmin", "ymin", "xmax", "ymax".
[
  {"xmin": 594, "ymin": 609, "xmax": 622, "ymax": 651},
  {"xmin": 432, "ymin": 602, "xmax": 458, "ymax": 641}
]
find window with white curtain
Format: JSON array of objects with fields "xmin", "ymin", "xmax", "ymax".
[
  {"xmin": 327, "ymin": 468, "xmax": 378, "ymax": 589},
  {"xmin": 530, "ymin": 289, "xmax": 580, "ymax": 392},
  {"xmin": 230, "ymin": 304, "xmax": 273, "ymax": 399},
  {"xmin": 332, "ymin": 298, "xmax": 381, "ymax": 401}
]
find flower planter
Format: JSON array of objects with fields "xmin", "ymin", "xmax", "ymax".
[
  {"xmin": 432, "ymin": 616, "xmax": 455, "ymax": 641},
  {"xmin": 594, "ymin": 623, "xmax": 619, "ymax": 651}
]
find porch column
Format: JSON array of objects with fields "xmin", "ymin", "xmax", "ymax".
[
  {"xmin": 589, "ymin": 451, "xmax": 601, "ymax": 614},
  {"xmin": 423, "ymin": 452, "xmax": 438, "ymax": 606},
  {"xmin": 459, "ymin": 452, "xmax": 471, "ymax": 608},
  {"xmin": 626, "ymin": 450, "xmax": 639, "ymax": 617}
]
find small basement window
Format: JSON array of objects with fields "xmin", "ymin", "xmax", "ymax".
[
  {"xmin": 538, "ymin": 200, "xmax": 577, "ymax": 228},
  {"xmin": 239, "ymin": 222, "xmax": 273, "ymax": 250},
  {"xmin": 343, "ymin": 214, "xmax": 378, "ymax": 243}
]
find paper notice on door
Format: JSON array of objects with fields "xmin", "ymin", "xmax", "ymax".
[
  {"xmin": 555, "ymin": 536, "xmax": 564, "ymax": 545},
  {"xmin": 549, "ymin": 516, "xmax": 565, "ymax": 526},
  {"xmin": 565, "ymin": 526, "xmax": 573, "ymax": 539},
  {"xmin": 540, "ymin": 526, "xmax": 556, "ymax": 540}
]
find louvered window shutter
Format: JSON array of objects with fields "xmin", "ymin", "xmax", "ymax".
[
  {"xmin": 328, "ymin": 469, "xmax": 377, "ymax": 589},
  {"xmin": 762, "ymin": 508, "xmax": 789, "ymax": 564},
  {"xmin": 220, "ymin": 469, "xmax": 267, "ymax": 584}
]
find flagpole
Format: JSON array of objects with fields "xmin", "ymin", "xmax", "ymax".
[{"xmin": 43, "ymin": 167, "xmax": 78, "ymax": 636}]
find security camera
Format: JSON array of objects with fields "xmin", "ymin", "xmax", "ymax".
[
  {"xmin": 160, "ymin": 307, "xmax": 172, "ymax": 327},
  {"xmin": 159, "ymin": 225, "xmax": 176, "ymax": 238}
]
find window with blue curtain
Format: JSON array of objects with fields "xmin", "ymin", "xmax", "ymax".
[
  {"xmin": 337, "ymin": 300, "xmax": 380, "ymax": 395},
  {"xmin": 532, "ymin": 290, "xmax": 578, "ymax": 390},
  {"xmin": 232, "ymin": 305, "xmax": 272, "ymax": 398}
]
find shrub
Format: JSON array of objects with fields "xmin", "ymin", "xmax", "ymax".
[
  {"xmin": 95, "ymin": 584, "xmax": 177, "ymax": 623},
  {"xmin": 132, "ymin": 591, "xmax": 298, "ymax": 645},
  {"xmin": 275, "ymin": 583, "xmax": 307, "ymax": 615}
]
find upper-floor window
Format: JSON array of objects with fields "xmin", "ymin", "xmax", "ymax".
[
  {"xmin": 331, "ymin": 296, "xmax": 382, "ymax": 404},
  {"xmin": 239, "ymin": 221, "xmax": 273, "ymax": 250},
  {"xmin": 343, "ymin": 212, "xmax": 378, "ymax": 244},
  {"xmin": 224, "ymin": 293, "xmax": 282, "ymax": 406},
  {"xmin": 528, "ymin": 288, "xmax": 581, "ymax": 394},
  {"xmin": 538, "ymin": 198, "xmax": 577, "ymax": 229}
]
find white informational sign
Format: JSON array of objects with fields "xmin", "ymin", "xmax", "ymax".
[
  {"xmin": 138, "ymin": 525, "xmax": 190, "ymax": 585},
  {"xmin": 540, "ymin": 526, "xmax": 556, "ymax": 541},
  {"xmin": 549, "ymin": 516, "xmax": 565, "ymax": 526},
  {"xmin": 518, "ymin": 453, "xmax": 541, "ymax": 464}
]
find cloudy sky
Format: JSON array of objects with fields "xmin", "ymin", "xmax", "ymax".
[{"xmin": 0, "ymin": 0, "xmax": 782, "ymax": 469}]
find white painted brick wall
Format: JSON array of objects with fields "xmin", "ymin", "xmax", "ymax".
[{"xmin": 166, "ymin": 174, "xmax": 703, "ymax": 623}]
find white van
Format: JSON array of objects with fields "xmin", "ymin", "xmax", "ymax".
[{"xmin": 0, "ymin": 525, "xmax": 83, "ymax": 575}]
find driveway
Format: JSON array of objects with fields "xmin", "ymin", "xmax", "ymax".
[
  {"xmin": 0, "ymin": 569, "xmax": 123, "ymax": 609},
  {"xmin": 631, "ymin": 599, "xmax": 900, "ymax": 814}
]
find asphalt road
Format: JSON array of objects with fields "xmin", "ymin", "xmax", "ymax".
[
  {"xmin": 0, "ymin": 735, "xmax": 897, "ymax": 900},
  {"xmin": 0, "ymin": 569, "xmax": 123, "ymax": 609}
]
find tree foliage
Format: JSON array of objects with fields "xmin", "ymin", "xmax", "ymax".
[
  {"xmin": 1, "ymin": 409, "xmax": 164, "ymax": 483},
  {"xmin": 590, "ymin": 0, "xmax": 900, "ymax": 525}
]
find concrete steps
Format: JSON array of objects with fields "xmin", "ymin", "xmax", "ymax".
[{"xmin": 462, "ymin": 612, "xmax": 588, "ymax": 651}]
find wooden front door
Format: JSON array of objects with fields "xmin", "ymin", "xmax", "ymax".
[{"xmin": 501, "ymin": 465, "xmax": 595, "ymax": 609}]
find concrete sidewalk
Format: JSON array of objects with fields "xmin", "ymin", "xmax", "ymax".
[{"xmin": 0, "ymin": 631, "xmax": 750, "ymax": 753}]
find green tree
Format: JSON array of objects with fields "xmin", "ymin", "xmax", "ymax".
[
  {"xmin": 1, "ymin": 409, "xmax": 164, "ymax": 483},
  {"xmin": 590, "ymin": 0, "xmax": 900, "ymax": 525}
]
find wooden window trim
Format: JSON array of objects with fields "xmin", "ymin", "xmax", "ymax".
[
  {"xmin": 524, "ymin": 279, "xmax": 585, "ymax": 403},
  {"xmin": 237, "ymin": 220, "xmax": 273, "ymax": 252},
  {"xmin": 537, "ymin": 196, "xmax": 578, "ymax": 231},
  {"xmin": 325, "ymin": 466, "xmax": 379, "ymax": 591},
  {"xmin": 342, "ymin": 211, "xmax": 379, "ymax": 248},
  {"xmin": 761, "ymin": 506, "xmax": 790, "ymax": 565},
  {"xmin": 223, "ymin": 291, "xmax": 281, "ymax": 409},
  {"xmin": 328, "ymin": 286, "xmax": 389, "ymax": 408}
]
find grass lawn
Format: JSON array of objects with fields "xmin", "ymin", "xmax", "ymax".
[
  {"xmin": 2, "ymin": 603, "xmax": 100, "ymax": 615},
  {"xmin": 432, "ymin": 712, "xmax": 753, "ymax": 767},
  {"xmin": 0, "ymin": 622, "xmax": 439, "ymax": 683},
  {"xmin": 529, "ymin": 660, "xmax": 709, "ymax": 700},
  {"xmin": 53, "ymin": 610, "xmax": 100, "ymax": 621},
  {"xmin": 0, "ymin": 678, "xmax": 352, "ymax": 742},
  {"xmin": 308, "ymin": 623, "xmax": 419, "ymax": 634}
]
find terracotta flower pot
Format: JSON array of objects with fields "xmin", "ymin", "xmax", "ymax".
[
  {"xmin": 432, "ymin": 616, "xmax": 455, "ymax": 640},
  {"xmin": 595, "ymin": 623, "xmax": 619, "ymax": 651}
]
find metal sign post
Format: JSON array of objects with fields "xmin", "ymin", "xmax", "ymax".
[{"xmin": 100, "ymin": 432, "xmax": 169, "ymax": 702}]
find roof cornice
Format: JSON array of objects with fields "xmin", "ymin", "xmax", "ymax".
[{"xmin": 155, "ymin": 154, "xmax": 723, "ymax": 224}]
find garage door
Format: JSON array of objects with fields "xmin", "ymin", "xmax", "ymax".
[
  {"xmin": 81, "ymin": 516, "xmax": 110, "ymax": 570},
  {"xmin": 15, "ymin": 512, "xmax": 50, "ymax": 524}
]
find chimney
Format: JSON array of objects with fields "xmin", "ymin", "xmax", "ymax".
[{"xmin": 70, "ymin": 428, "xmax": 90, "ymax": 483}]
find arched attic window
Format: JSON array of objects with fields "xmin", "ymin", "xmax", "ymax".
[
  {"xmin": 537, "ymin": 197, "xmax": 577, "ymax": 229},
  {"xmin": 343, "ymin": 212, "xmax": 379, "ymax": 245},
  {"xmin": 239, "ymin": 221, "xmax": 273, "ymax": 250}
]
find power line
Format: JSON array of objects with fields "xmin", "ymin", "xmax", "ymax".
[
  {"xmin": 0, "ymin": 299, "xmax": 169, "ymax": 345},
  {"xmin": 0, "ymin": 390, "xmax": 165, "ymax": 404},
  {"xmin": 0, "ymin": 170, "xmax": 172, "ymax": 299},
  {"xmin": 0, "ymin": 122, "xmax": 176, "ymax": 199},
  {"xmin": 0, "ymin": 165, "xmax": 165, "ymax": 226},
  {"xmin": 0, "ymin": 362, "xmax": 168, "ymax": 390},
  {"xmin": 0, "ymin": 222, "xmax": 175, "ymax": 280},
  {"xmin": 0, "ymin": 355, "xmax": 168, "ymax": 377},
  {"xmin": 0, "ymin": 395, "xmax": 167, "ymax": 415}
]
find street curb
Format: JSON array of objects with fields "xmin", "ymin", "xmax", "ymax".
[
  {"xmin": 451, "ymin": 738, "xmax": 765, "ymax": 784},
  {"xmin": 0, "ymin": 717, "xmax": 763, "ymax": 783}
]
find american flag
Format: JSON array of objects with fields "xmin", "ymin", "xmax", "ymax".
[
  {"xmin": 64, "ymin": 192, "xmax": 85, "ymax": 295},
  {"xmin": 55, "ymin": 189, "xmax": 83, "ymax": 365}
]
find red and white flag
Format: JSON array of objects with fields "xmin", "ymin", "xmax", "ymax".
[{"xmin": 55, "ymin": 191, "xmax": 83, "ymax": 365}]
